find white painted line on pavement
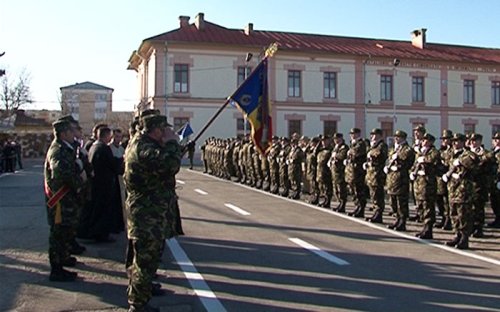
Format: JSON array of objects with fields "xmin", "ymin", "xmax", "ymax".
[
  {"xmin": 289, "ymin": 238, "xmax": 350, "ymax": 266},
  {"xmin": 177, "ymin": 179, "xmax": 186, "ymax": 184},
  {"xmin": 224, "ymin": 203, "xmax": 251, "ymax": 216},
  {"xmin": 194, "ymin": 188, "xmax": 208, "ymax": 195},
  {"xmin": 167, "ymin": 238, "xmax": 227, "ymax": 312}
]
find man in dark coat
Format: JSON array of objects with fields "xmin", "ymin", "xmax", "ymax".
[{"xmin": 79, "ymin": 126, "xmax": 122, "ymax": 242}]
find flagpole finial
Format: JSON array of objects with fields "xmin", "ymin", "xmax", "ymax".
[{"xmin": 265, "ymin": 42, "xmax": 278, "ymax": 58}]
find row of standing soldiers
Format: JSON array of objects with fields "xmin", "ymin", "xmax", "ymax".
[{"xmin": 201, "ymin": 125, "xmax": 500, "ymax": 250}]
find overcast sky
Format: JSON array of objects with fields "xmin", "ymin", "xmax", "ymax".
[{"xmin": 1, "ymin": 0, "xmax": 499, "ymax": 112}]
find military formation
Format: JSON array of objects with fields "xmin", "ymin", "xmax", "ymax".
[
  {"xmin": 44, "ymin": 110, "xmax": 182, "ymax": 312},
  {"xmin": 201, "ymin": 126, "xmax": 500, "ymax": 251}
]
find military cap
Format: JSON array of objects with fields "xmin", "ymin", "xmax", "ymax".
[
  {"xmin": 139, "ymin": 109, "xmax": 161, "ymax": 118},
  {"xmin": 493, "ymin": 132, "xmax": 500, "ymax": 140},
  {"xmin": 393, "ymin": 130, "xmax": 407, "ymax": 138},
  {"xmin": 440, "ymin": 129, "xmax": 453, "ymax": 139},
  {"xmin": 322, "ymin": 134, "xmax": 331, "ymax": 140},
  {"xmin": 58, "ymin": 114, "xmax": 78, "ymax": 124},
  {"xmin": 52, "ymin": 119, "xmax": 72, "ymax": 132},
  {"xmin": 272, "ymin": 135, "xmax": 279, "ymax": 140},
  {"xmin": 311, "ymin": 136, "xmax": 320, "ymax": 143},
  {"xmin": 413, "ymin": 124, "xmax": 426, "ymax": 133},
  {"xmin": 370, "ymin": 128, "xmax": 383, "ymax": 135},
  {"xmin": 332, "ymin": 132, "xmax": 343, "ymax": 139},
  {"xmin": 422, "ymin": 133, "xmax": 435, "ymax": 142},
  {"xmin": 470, "ymin": 133, "xmax": 483, "ymax": 141},
  {"xmin": 451, "ymin": 133, "xmax": 466, "ymax": 141},
  {"xmin": 142, "ymin": 115, "xmax": 171, "ymax": 130},
  {"xmin": 281, "ymin": 137, "xmax": 289, "ymax": 142},
  {"xmin": 349, "ymin": 128, "xmax": 361, "ymax": 134}
]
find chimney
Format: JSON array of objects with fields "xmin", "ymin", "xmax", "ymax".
[
  {"xmin": 195, "ymin": 12, "xmax": 205, "ymax": 30},
  {"xmin": 244, "ymin": 23, "xmax": 254, "ymax": 36},
  {"xmin": 179, "ymin": 15, "xmax": 190, "ymax": 28},
  {"xmin": 411, "ymin": 28, "xmax": 427, "ymax": 49}
]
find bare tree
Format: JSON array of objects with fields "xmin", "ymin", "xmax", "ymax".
[{"xmin": 0, "ymin": 70, "xmax": 33, "ymax": 117}]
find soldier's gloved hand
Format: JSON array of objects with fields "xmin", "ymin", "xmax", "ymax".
[
  {"xmin": 343, "ymin": 159, "xmax": 348, "ymax": 166},
  {"xmin": 410, "ymin": 172, "xmax": 416, "ymax": 181},
  {"xmin": 453, "ymin": 159, "xmax": 461, "ymax": 167},
  {"xmin": 362, "ymin": 162, "xmax": 368, "ymax": 170},
  {"xmin": 417, "ymin": 156, "xmax": 425, "ymax": 163},
  {"xmin": 383, "ymin": 166, "xmax": 389, "ymax": 174},
  {"xmin": 497, "ymin": 181, "xmax": 500, "ymax": 190},
  {"xmin": 442, "ymin": 174, "xmax": 449, "ymax": 183},
  {"xmin": 391, "ymin": 153, "xmax": 398, "ymax": 161}
]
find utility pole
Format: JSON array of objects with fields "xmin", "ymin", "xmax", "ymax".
[{"xmin": 0, "ymin": 51, "xmax": 5, "ymax": 77}]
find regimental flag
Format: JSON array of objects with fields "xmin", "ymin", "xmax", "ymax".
[
  {"xmin": 229, "ymin": 58, "xmax": 273, "ymax": 155},
  {"xmin": 177, "ymin": 122, "xmax": 194, "ymax": 141}
]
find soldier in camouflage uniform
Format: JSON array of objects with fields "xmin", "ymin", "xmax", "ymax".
[
  {"xmin": 278, "ymin": 137, "xmax": 291, "ymax": 197},
  {"xmin": 409, "ymin": 125, "xmax": 426, "ymax": 221},
  {"xmin": 385, "ymin": 130, "xmax": 415, "ymax": 231},
  {"xmin": 287, "ymin": 138, "xmax": 305, "ymax": 199},
  {"xmin": 261, "ymin": 146, "xmax": 271, "ymax": 191},
  {"xmin": 329, "ymin": 133, "xmax": 349, "ymax": 212},
  {"xmin": 364, "ymin": 128, "xmax": 388, "ymax": 223},
  {"xmin": 44, "ymin": 119, "xmax": 83, "ymax": 282},
  {"xmin": 253, "ymin": 142, "xmax": 264, "ymax": 188},
  {"xmin": 124, "ymin": 115, "xmax": 182, "ymax": 312},
  {"xmin": 346, "ymin": 128, "xmax": 368, "ymax": 217},
  {"xmin": 436, "ymin": 129, "xmax": 453, "ymax": 230},
  {"xmin": 268, "ymin": 136, "xmax": 281, "ymax": 194},
  {"xmin": 442, "ymin": 133, "xmax": 478, "ymax": 249},
  {"xmin": 317, "ymin": 135, "xmax": 333, "ymax": 208},
  {"xmin": 468, "ymin": 133, "xmax": 494, "ymax": 237},
  {"xmin": 232, "ymin": 139, "xmax": 242, "ymax": 182},
  {"xmin": 411, "ymin": 133, "xmax": 440, "ymax": 239},
  {"xmin": 305, "ymin": 137, "xmax": 320, "ymax": 204},
  {"xmin": 489, "ymin": 132, "xmax": 500, "ymax": 228}
]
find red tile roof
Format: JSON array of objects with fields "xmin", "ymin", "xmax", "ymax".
[{"xmin": 144, "ymin": 20, "xmax": 500, "ymax": 64}]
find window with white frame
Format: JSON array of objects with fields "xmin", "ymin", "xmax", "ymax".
[
  {"xmin": 323, "ymin": 72, "xmax": 337, "ymax": 99},
  {"xmin": 464, "ymin": 123, "xmax": 475, "ymax": 135},
  {"xmin": 323, "ymin": 120, "xmax": 337, "ymax": 136},
  {"xmin": 412, "ymin": 76, "xmax": 424, "ymax": 102},
  {"xmin": 173, "ymin": 117, "xmax": 189, "ymax": 132},
  {"xmin": 237, "ymin": 66, "xmax": 252, "ymax": 86},
  {"xmin": 288, "ymin": 120, "xmax": 301, "ymax": 137},
  {"xmin": 492, "ymin": 124, "xmax": 500, "ymax": 136},
  {"xmin": 94, "ymin": 101, "xmax": 107, "ymax": 120},
  {"xmin": 174, "ymin": 64, "xmax": 189, "ymax": 93},
  {"xmin": 464, "ymin": 79, "xmax": 475, "ymax": 104},
  {"xmin": 492, "ymin": 81, "xmax": 500, "ymax": 105},
  {"xmin": 380, "ymin": 75, "xmax": 393, "ymax": 101},
  {"xmin": 236, "ymin": 117, "xmax": 250, "ymax": 137},
  {"xmin": 288, "ymin": 70, "xmax": 301, "ymax": 98}
]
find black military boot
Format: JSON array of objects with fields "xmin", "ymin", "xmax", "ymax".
[
  {"xmin": 455, "ymin": 233, "xmax": 469, "ymax": 250},
  {"xmin": 353, "ymin": 206, "xmax": 365, "ymax": 218},
  {"xmin": 472, "ymin": 227, "xmax": 484, "ymax": 238},
  {"xmin": 387, "ymin": 218, "xmax": 399, "ymax": 229},
  {"xmin": 49, "ymin": 266, "xmax": 77, "ymax": 282},
  {"xmin": 334, "ymin": 201, "xmax": 346, "ymax": 213},
  {"xmin": 394, "ymin": 219, "xmax": 406, "ymax": 231},
  {"xmin": 441, "ymin": 217, "xmax": 452, "ymax": 230},
  {"xmin": 62, "ymin": 256, "xmax": 78, "ymax": 267},
  {"xmin": 128, "ymin": 303, "xmax": 160, "ymax": 312},
  {"xmin": 367, "ymin": 211, "xmax": 383, "ymax": 223},
  {"xmin": 416, "ymin": 224, "xmax": 433, "ymax": 239},
  {"xmin": 70, "ymin": 239, "xmax": 86, "ymax": 255},
  {"xmin": 445, "ymin": 233, "xmax": 461, "ymax": 247}
]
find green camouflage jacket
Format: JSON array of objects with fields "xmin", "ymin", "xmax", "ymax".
[{"xmin": 124, "ymin": 134, "xmax": 182, "ymax": 240}]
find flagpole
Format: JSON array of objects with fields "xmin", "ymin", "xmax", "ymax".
[{"xmin": 186, "ymin": 43, "xmax": 278, "ymax": 148}]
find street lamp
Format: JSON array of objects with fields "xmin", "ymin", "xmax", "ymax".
[{"xmin": 243, "ymin": 52, "xmax": 253, "ymax": 136}]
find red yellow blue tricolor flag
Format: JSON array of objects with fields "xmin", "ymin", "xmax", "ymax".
[{"xmin": 229, "ymin": 57, "xmax": 273, "ymax": 155}]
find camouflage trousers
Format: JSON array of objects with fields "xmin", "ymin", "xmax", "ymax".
[
  {"xmin": 450, "ymin": 202, "xmax": 473, "ymax": 236},
  {"xmin": 126, "ymin": 237, "xmax": 163, "ymax": 307},
  {"xmin": 333, "ymin": 180, "xmax": 347, "ymax": 202},
  {"xmin": 390, "ymin": 193, "xmax": 409, "ymax": 219},
  {"xmin": 368, "ymin": 184, "xmax": 385, "ymax": 213},
  {"xmin": 416, "ymin": 199, "xmax": 436, "ymax": 226},
  {"xmin": 49, "ymin": 224, "xmax": 73, "ymax": 269}
]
